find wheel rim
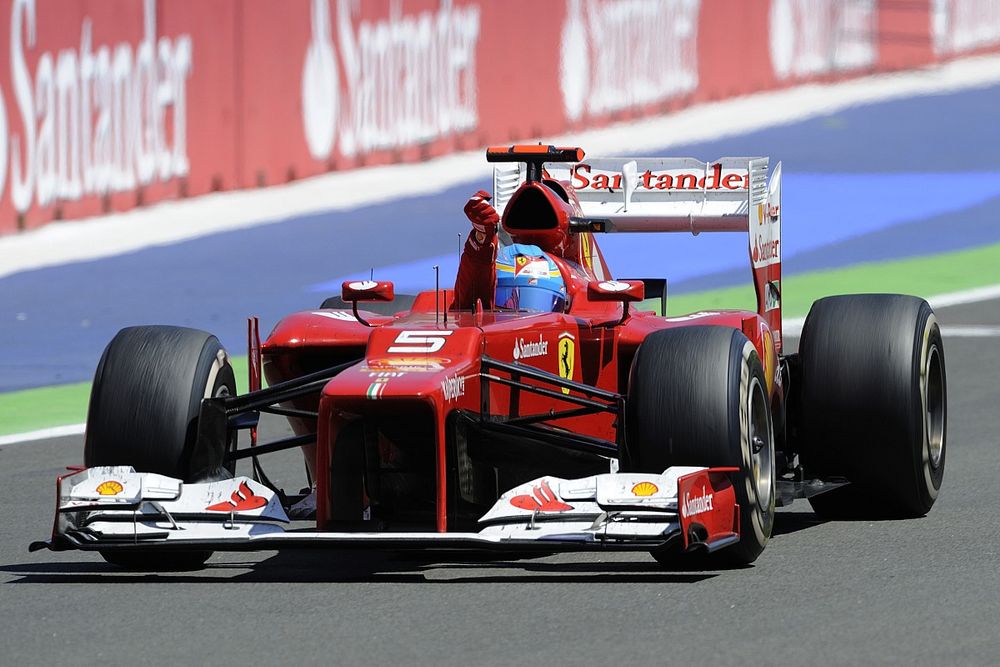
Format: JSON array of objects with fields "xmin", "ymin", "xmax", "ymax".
[
  {"xmin": 748, "ymin": 376, "xmax": 774, "ymax": 511},
  {"xmin": 925, "ymin": 344, "xmax": 945, "ymax": 469}
]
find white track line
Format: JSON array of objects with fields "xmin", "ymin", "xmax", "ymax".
[
  {"xmin": 782, "ymin": 317, "xmax": 808, "ymax": 338},
  {"xmin": 0, "ymin": 423, "xmax": 85, "ymax": 447},
  {"xmin": 2, "ymin": 54, "xmax": 1000, "ymax": 279},
  {"xmin": 941, "ymin": 325, "xmax": 1000, "ymax": 337},
  {"xmin": 927, "ymin": 284, "xmax": 1000, "ymax": 308}
]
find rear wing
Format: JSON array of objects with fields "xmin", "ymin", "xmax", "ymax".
[{"xmin": 492, "ymin": 156, "xmax": 784, "ymax": 350}]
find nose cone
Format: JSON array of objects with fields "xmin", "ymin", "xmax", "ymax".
[
  {"xmin": 364, "ymin": 323, "xmax": 482, "ymax": 367},
  {"xmin": 320, "ymin": 322, "xmax": 482, "ymax": 409}
]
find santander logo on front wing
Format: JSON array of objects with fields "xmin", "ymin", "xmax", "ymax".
[{"xmin": 681, "ymin": 486, "xmax": 714, "ymax": 518}]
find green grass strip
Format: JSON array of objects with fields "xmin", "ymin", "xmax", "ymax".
[
  {"xmin": 4, "ymin": 242, "xmax": 1000, "ymax": 438},
  {"xmin": 0, "ymin": 380, "xmax": 92, "ymax": 437},
  {"xmin": 0, "ymin": 355, "xmax": 252, "ymax": 437},
  {"xmin": 666, "ymin": 242, "xmax": 1000, "ymax": 316}
]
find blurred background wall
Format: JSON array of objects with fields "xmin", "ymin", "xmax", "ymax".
[{"xmin": 0, "ymin": 0, "xmax": 996, "ymax": 234}]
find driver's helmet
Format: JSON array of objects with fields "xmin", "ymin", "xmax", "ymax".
[{"xmin": 496, "ymin": 244, "xmax": 567, "ymax": 312}]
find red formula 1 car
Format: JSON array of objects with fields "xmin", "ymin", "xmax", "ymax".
[{"xmin": 33, "ymin": 146, "xmax": 947, "ymax": 569}]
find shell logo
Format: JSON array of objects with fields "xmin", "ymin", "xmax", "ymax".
[
  {"xmin": 96, "ymin": 480, "xmax": 124, "ymax": 496},
  {"xmin": 631, "ymin": 481, "xmax": 659, "ymax": 497}
]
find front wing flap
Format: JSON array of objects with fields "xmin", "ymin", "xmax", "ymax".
[{"xmin": 33, "ymin": 466, "xmax": 739, "ymax": 554}]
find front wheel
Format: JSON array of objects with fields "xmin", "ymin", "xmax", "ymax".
[
  {"xmin": 626, "ymin": 326, "xmax": 775, "ymax": 567},
  {"xmin": 85, "ymin": 326, "xmax": 237, "ymax": 570}
]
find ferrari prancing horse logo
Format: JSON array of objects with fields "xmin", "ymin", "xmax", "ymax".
[{"xmin": 558, "ymin": 333, "xmax": 575, "ymax": 394}]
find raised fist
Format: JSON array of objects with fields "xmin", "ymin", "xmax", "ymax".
[{"xmin": 464, "ymin": 189, "xmax": 499, "ymax": 242}]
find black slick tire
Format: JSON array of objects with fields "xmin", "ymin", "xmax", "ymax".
[
  {"xmin": 626, "ymin": 326, "xmax": 776, "ymax": 567},
  {"xmin": 85, "ymin": 326, "xmax": 237, "ymax": 570},
  {"xmin": 799, "ymin": 294, "xmax": 946, "ymax": 519}
]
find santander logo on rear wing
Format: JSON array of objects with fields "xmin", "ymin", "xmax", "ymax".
[
  {"xmin": 550, "ymin": 157, "xmax": 773, "ymax": 234},
  {"xmin": 570, "ymin": 161, "xmax": 750, "ymax": 192},
  {"xmin": 491, "ymin": 153, "xmax": 783, "ymax": 349},
  {"xmin": 492, "ymin": 155, "xmax": 780, "ymax": 266}
]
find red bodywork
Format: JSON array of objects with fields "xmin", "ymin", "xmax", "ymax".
[{"xmin": 261, "ymin": 151, "xmax": 781, "ymax": 534}]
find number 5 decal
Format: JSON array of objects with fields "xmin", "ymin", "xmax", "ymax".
[{"xmin": 387, "ymin": 330, "xmax": 454, "ymax": 353}]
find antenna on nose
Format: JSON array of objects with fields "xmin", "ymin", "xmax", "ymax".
[{"xmin": 433, "ymin": 265, "xmax": 441, "ymax": 325}]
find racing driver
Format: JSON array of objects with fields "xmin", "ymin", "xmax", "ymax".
[{"xmin": 453, "ymin": 190, "xmax": 567, "ymax": 312}]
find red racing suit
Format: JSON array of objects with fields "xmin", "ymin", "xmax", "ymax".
[{"xmin": 453, "ymin": 190, "xmax": 499, "ymax": 310}]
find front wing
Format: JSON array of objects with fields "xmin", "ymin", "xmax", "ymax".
[{"xmin": 32, "ymin": 466, "xmax": 739, "ymax": 555}]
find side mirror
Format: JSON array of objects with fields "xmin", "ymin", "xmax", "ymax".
[
  {"xmin": 341, "ymin": 280, "xmax": 394, "ymax": 303},
  {"xmin": 587, "ymin": 280, "xmax": 645, "ymax": 303},
  {"xmin": 587, "ymin": 280, "xmax": 645, "ymax": 325},
  {"xmin": 619, "ymin": 277, "xmax": 667, "ymax": 316},
  {"xmin": 341, "ymin": 280, "xmax": 394, "ymax": 326}
]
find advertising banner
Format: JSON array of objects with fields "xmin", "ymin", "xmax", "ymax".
[{"xmin": 0, "ymin": 0, "xmax": 996, "ymax": 235}]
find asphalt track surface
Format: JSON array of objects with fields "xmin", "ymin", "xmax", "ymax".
[{"xmin": 1, "ymin": 297, "xmax": 998, "ymax": 665}]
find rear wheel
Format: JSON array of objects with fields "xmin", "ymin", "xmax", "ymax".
[
  {"xmin": 626, "ymin": 326, "xmax": 775, "ymax": 567},
  {"xmin": 85, "ymin": 326, "xmax": 237, "ymax": 570},
  {"xmin": 799, "ymin": 295, "xmax": 946, "ymax": 519}
]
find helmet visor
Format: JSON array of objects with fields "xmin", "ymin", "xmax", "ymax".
[{"xmin": 496, "ymin": 285, "xmax": 566, "ymax": 313}]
